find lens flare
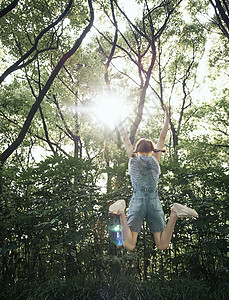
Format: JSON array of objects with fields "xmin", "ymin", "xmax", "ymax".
[{"xmin": 108, "ymin": 215, "xmax": 125, "ymax": 246}]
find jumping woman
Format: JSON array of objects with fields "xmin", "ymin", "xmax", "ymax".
[{"xmin": 109, "ymin": 105, "xmax": 198, "ymax": 250}]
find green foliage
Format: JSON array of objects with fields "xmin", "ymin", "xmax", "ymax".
[
  {"xmin": 0, "ymin": 155, "xmax": 103, "ymax": 282},
  {"xmin": 0, "ymin": 275, "xmax": 228, "ymax": 299},
  {"xmin": 159, "ymin": 161, "xmax": 228, "ymax": 280},
  {"xmin": 0, "ymin": 0, "xmax": 88, "ymax": 56},
  {"xmin": 181, "ymin": 95, "xmax": 229, "ymax": 151},
  {"xmin": 0, "ymin": 79, "xmax": 35, "ymax": 145},
  {"xmin": 209, "ymin": 36, "xmax": 229, "ymax": 70},
  {"xmin": 0, "ymin": 0, "xmax": 228, "ymax": 297},
  {"xmin": 1, "ymin": 141, "xmax": 228, "ymax": 286}
]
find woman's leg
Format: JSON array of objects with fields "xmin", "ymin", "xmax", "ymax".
[
  {"xmin": 119, "ymin": 212, "xmax": 138, "ymax": 250},
  {"xmin": 109, "ymin": 200, "xmax": 138, "ymax": 250},
  {"xmin": 153, "ymin": 208, "xmax": 178, "ymax": 250},
  {"xmin": 153, "ymin": 203, "xmax": 199, "ymax": 250}
]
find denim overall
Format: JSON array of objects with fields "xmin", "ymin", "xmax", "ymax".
[{"xmin": 127, "ymin": 156, "xmax": 166, "ymax": 233}]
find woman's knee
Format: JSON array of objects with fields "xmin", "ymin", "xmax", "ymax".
[
  {"xmin": 123, "ymin": 240, "xmax": 136, "ymax": 251},
  {"xmin": 156, "ymin": 241, "xmax": 169, "ymax": 251}
]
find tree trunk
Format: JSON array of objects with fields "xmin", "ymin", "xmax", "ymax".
[{"xmin": 129, "ymin": 44, "xmax": 156, "ymax": 144}]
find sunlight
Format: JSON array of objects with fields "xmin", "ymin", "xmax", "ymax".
[{"xmin": 93, "ymin": 94, "xmax": 129, "ymax": 128}]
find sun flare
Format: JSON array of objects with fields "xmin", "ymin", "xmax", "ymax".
[{"xmin": 93, "ymin": 94, "xmax": 129, "ymax": 128}]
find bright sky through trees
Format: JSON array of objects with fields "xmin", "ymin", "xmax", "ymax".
[{"xmin": 92, "ymin": 93, "xmax": 130, "ymax": 128}]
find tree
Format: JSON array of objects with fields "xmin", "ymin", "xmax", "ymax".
[
  {"xmin": 96, "ymin": 0, "xmax": 183, "ymax": 145},
  {"xmin": 209, "ymin": 0, "xmax": 229, "ymax": 40},
  {"xmin": 0, "ymin": 0, "xmax": 228, "ymax": 292},
  {"xmin": 0, "ymin": 0, "xmax": 94, "ymax": 193}
]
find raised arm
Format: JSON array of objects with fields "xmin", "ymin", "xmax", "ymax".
[
  {"xmin": 154, "ymin": 105, "xmax": 170, "ymax": 162},
  {"xmin": 118, "ymin": 122, "xmax": 133, "ymax": 159}
]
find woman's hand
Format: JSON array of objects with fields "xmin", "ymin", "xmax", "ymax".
[{"xmin": 163, "ymin": 105, "xmax": 170, "ymax": 120}]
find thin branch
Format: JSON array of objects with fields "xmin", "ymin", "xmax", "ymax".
[
  {"xmin": 0, "ymin": 110, "xmax": 70, "ymax": 157},
  {"xmin": 94, "ymin": 25, "xmax": 139, "ymax": 69},
  {"xmin": 0, "ymin": 0, "xmax": 19, "ymax": 18},
  {"xmin": 104, "ymin": 0, "xmax": 118, "ymax": 86},
  {"xmin": 0, "ymin": 0, "xmax": 73, "ymax": 84},
  {"xmin": 213, "ymin": 128, "xmax": 228, "ymax": 136},
  {"xmin": 53, "ymin": 94, "xmax": 76, "ymax": 141},
  {"xmin": 113, "ymin": 0, "xmax": 150, "ymax": 42},
  {"xmin": 207, "ymin": 142, "xmax": 229, "ymax": 148},
  {"xmin": 39, "ymin": 105, "xmax": 56, "ymax": 154},
  {"xmin": 155, "ymin": 1, "xmax": 183, "ymax": 40},
  {"xmin": 56, "ymin": 124, "xmax": 73, "ymax": 140},
  {"xmin": 111, "ymin": 61, "xmax": 141, "ymax": 87}
]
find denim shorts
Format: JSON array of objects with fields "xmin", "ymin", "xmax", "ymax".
[{"xmin": 127, "ymin": 187, "xmax": 166, "ymax": 233}]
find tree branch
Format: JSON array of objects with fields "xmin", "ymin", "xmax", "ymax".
[
  {"xmin": 39, "ymin": 105, "xmax": 56, "ymax": 154},
  {"xmin": 0, "ymin": 0, "xmax": 73, "ymax": 84},
  {"xmin": 0, "ymin": 0, "xmax": 19, "ymax": 18},
  {"xmin": 129, "ymin": 43, "xmax": 157, "ymax": 144},
  {"xmin": 53, "ymin": 94, "xmax": 75, "ymax": 141},
  {"xmin": 0, "ymin": 110, "xmax": 70, "ymax": 157},
  {"xmin": 0, "ymin": 0, "xmax": 94, "ymax": 165},
  {"xmin": 209, "ymin": 0, "xmax": 229, "ymax": 39},
  {"xmin": 104, "ymin": 0, "xmax": 118, "ymax": 87}
]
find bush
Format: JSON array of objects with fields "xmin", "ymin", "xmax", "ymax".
[{"xmin": 0, "ymin": 275, "xmax": 228, "ymax": 300}]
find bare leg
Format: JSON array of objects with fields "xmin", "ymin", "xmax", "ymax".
[
  {"xmin": 119, "ymin": 212, "xmax": 138, "ymax": 250},
  {"xmin": 153, "ymin": 208, "xmax": 178, "ymax": 250}
]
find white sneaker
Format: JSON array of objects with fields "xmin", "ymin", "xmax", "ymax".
[
  {"xmin": 172, "ymin": 203, "xmax": 198, "ymax": 218},
  {"xmin": 109, "ymin": 200, "xmax": 126, "ymax": 214}
]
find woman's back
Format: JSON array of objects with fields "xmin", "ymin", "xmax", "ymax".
[{"xmin": 129, "ymin": 155, "xmax": 161, "ymax": 188}]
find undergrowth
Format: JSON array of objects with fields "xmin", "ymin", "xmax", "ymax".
[{"xmin": 0, "ymin": 275, "xmax": 228, "ymax": 300}]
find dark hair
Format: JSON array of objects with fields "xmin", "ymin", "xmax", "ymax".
[{"xmin": 131, "ymin": 138, "xmax": 166, "ymax": 157}]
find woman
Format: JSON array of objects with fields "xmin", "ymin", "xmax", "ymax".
[{"xmin": 109, "ymin": 105, "xmax": 198, "ymax": 250}]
